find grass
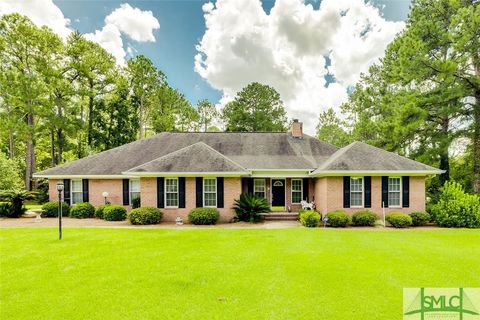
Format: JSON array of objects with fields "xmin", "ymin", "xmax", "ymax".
[{"xmin": 1, "ymin": 228, "xmax": 479, "ymax": 319}]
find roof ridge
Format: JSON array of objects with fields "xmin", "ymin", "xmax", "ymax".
[
  {"xmin": 313, "ymin": 142, "xmax": 357, "ymax": 172},
  {"xmin": 125, "ymin": 141, "xmax": 248, "ymax": 173}
]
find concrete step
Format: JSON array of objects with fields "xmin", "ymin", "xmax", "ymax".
[{"xmin": 264, "ymin": 212, "xmax": 299, "ymax": 221}]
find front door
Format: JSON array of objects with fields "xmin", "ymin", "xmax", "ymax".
[{"xmin": 271, "ymin": 179, "xmax": 285, "ymax": 208}]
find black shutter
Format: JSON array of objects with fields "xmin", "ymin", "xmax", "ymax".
[
  {"xmin": 157, "ymin": 177, "xmax": 164, "ymax": 208},
  {"xmin": 63, "ymin": 179, "xmax": 71, "ymax": 205},
  {"xmin": 122, "ymin": 179, "xmax": 130, "ymax": 205},
  {"xmin": 247, "ymin": 178, "xmax": 254, "ymax": 194},
  {"xmin": 217, "ymin": 177, "xmax": 224, "ymax": 208},
  {"xmin": 402, "ymin": 176, "xmax": 410, "ymax": 208},
  {"xmin": 178, "ymin": 177, "xmax": 186, "ymax": 208},
  {"xmin": 302, "ymin": 178, "xmax": 309, "ymax": 202},
  {"xmin": 364, "ymin": 176, "xmax": 371, "ymax": 208},
  {"xmin": 82, "ymin": 179, "xmax": 89, "ymax": 203},
  {"xmin": 381, "ymin": 176, "xmax": 389, "ymax": 208},
  {"xmin": 196, "ymin": 177, "xmax": 203, "ymax": 208},
  {"xmin": 343, "ymin": 176, "xmax": 350, "ymax": 208}
]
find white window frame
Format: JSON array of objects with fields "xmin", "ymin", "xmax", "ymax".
[
  {"xmin": 165, "ymin": 178, "xmax": 179, "ymax": 208},
  {"xmin": 129, "ymin": 179, "xmax": 140, "ymax": 205},
  {"xmin": 350, "ymin": 177, "xmax": 364, "ymax": 208},
  {"xmin": 71, "ymin": 179, "xmax": 83, "ymax": 205},
  {"xmin": 291, "ymin": 179, "xmax": 303, "ymax": 204},
  {"xmin": 254, "ymin": 179, "xmax": 266, "ymax": 198},
  {"xmin": 388, "ymin": 177, "xmax": 402, "ymax": 208},
  {"xmin": 203, "ymin": 178, "xmax": 217, "ymax": 208}
]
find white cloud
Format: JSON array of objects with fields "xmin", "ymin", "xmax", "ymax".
[
  {"xmin": 195, "ymin": 0, "xmax": 404, "ymax": 134},
  {"xmin": 105, "ymin": 3, "xmax": 160, "ymax": 42},
  {"xmin": 0, "ymin": 0, "xmax": 72, "ymax": 39},
  {"xmin": 86, "ymin": 3, "xmax": 160, "ymax": 64},
  {"xmin": 85, "ymin": 24, "xmax": 126, "ymax": 64}
]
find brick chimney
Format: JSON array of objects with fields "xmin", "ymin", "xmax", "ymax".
[{"xmin": 291, "ymin": 119, "xmax": 303, "ymax": 138}]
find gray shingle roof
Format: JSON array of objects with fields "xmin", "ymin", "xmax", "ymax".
[
  {"xmin": 126, "ymin": 142, "xmax": 249, "ymax": 173},
  {"xmin": 35, "ymin": 132, "xmax": 338, "ymax": 176},
  {"xmin": 311, "ymin": 141, "xmax": 443, "ymax": 174}
]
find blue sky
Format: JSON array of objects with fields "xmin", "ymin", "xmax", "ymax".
[
  {"xmin": 0, "ymin": 0, "xmax": 411, "ymax": 133},
  {"xmin": 54, "ymin": 0, "xmax": 410, "ymax": 107}
]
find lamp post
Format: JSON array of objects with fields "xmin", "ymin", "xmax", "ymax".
[
  {"xmin": 102, "ymin": 191, "xmax": 109, "ymax": 205},
  {"xmin": 56, "ymin": 182, "xmax": 64, "ymax": 240}
]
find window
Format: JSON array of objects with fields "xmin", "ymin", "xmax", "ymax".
[
  {"xmin": 71, "ymin": 179, "xmax": 83, "ymax": 204},
  {"xmin": 388, "ymin": 177, "xmax": 401, "ymax": 207},
  {"xmin": 165, "ymin": 178, "xmax": 178, "ymax": 208},
  {"xmin": 254, "ymin": 179, "xmax": 266, "ymax": 198},
  {"xmin": 291, "ymin": 179, "xmax": 303, "ymax": 204},
  {"xmin": 350, "ymin": 177, "xmax": 363, "ymax": 207},
  {"xmin": 130, "ymin": 179, "xmax": 140, "ymax": 204},
  {"xmin": 203, "ymin": 178, "xmax": 217, "ymax": 207}
]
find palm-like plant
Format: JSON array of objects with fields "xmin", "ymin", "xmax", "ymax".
[
  {"xmin": 0, "ymin": 189, "xmax": 34, "ymax": 218},
  {"xmin": 233, "ymin": 193, "xmax": 270, "ymax": 222}
]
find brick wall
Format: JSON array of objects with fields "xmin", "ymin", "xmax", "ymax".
[
  {"xmin": 313, "ymin": 176, "xmax": 425, "ymax": 215},
  {"xmin": 141, "ymin": 177, "xmax": 241, "ymax": 222}
]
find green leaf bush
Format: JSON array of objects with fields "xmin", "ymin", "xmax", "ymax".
[
  {"xmin": 70, "ymin": 202, "xmax": 95, "ymax": 219},
  {"xmin": 188, "ymin": 208, "xmax": 220, "ymax": 225},
  {"xmin": 299, "ymin": 209, "xmax": 320, "ymax": 228},
  {"xmin": 430, "ymin": 181, "xmax": 480, "ymax": 228},
  {"xmin": 103, "ymin": 205, "xmax": 127, "ymax": 221},
  {"xmin": 326, "ymin": 210, "xmax": 351, "ymax": 228},
  {"xmin": 129, "ymin": 207, "xmax": 163, "ymax": 225},
  {"xmin": 233, "ymin": 193, "xmax": 270, "ymax": 222},
  {"xmin": 386, "ymin": 213, "xmax": 412, "ymax": 228},
  {"xmin": 132, "ymin": 197, "xmax": 141, "ymax": 209},
  {"xmin": 41, "ymin": 201, "xmax": 70, "ymax": 217},
  {"xmin": 352, "ymin": 210, "xmax": 377, "ymax": 227},
  {"xmin": 95, "ymin": 204, "xmax": 110, "ymax": 219},
  {"xmin": 0, "ymin": 202, "xmax": 13, "ymax": 217},
  {"xmin": 409, "ymin": 211, "xmax": 430, "ymax": 226}
]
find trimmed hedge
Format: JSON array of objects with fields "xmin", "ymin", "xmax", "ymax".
[
  {"xmin": 95, "ymin": 205, "xmax": 110, "ymax": 219},
  {"xmin": 299, "ymin": 209, "xmax": 320, "ymax": 228},
  {"xmin": 326, "ymin": 210, "xmax": 351, "ymax": 228},
  {"xmin": 409, "ymin": 211, "xmax": 430, "ymax": 226},
  {"xmin": 386, "ymin": 213, "xmax": 412, "ymax": 228},
  {"xmin": 70, "ymin": 202, "xmax": 95, "ymax": 219},
  {"xmin": 103, "ymin": 205, "xmax": 127, "ymax": 221},
  {"xmin": 41, "ymin": 201, "xmax": 70, "ymax": 217},
  {"xmin": 188, "ymin": 208, "xmax": 220, "ymax": 225},
  {"xmin": 129, "ymin": 207, "xmax": 163, "ymax": 225},
  {"xmin": 352, "ymin": 210, "xmax": 378, "ymax": 227}
]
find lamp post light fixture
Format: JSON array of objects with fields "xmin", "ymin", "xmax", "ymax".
[
  {"xmin": 56, "ymin": 182, "xmax": 64, "ymax": 240},
  {"xmin": 102, "ymin": 191, "xmax": 109, "ymax": 205}
]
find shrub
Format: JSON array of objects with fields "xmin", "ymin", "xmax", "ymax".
[
  {"xmin": 188, "ymin": 208, "xmax": 220, "ymax": 225},
  {"xmin": 299, "ymin": 209, "xmax": 320, "ymax": 228},
  {"xmin": 132, "ymin": 197, "xmax": 141, "ymax": 209},
  {"xmin": 0, "ymin": 202, "xmax": 13, "ymax": 217},
  {"xmin": 409, "ymin": 211, "xmax": 430, "ymax": 226},
  {"xmin": 103, "ymin": 205, "xmax": 127, "ymax": 221},
  {"xmin": 95, "ymin": 205, "xmax": 110, "ymax": 219},
  {"xmin": 430, "ymin": 181, "xmax": 480, "ymax": 228},
  {"xmin": 70, "ymin": 202, "xmax": 95, "ymax": 219},
  {"xmin": 352, "ymin": 210, "xmax": 377, "ymax": 227},
  {"xmin": 326, "ymin": 210, "xmax": 351, "ymax": 228},
  {"xmin": 386, "ymin": 213, "xmax": 412, "ymax": 228},
  {"xmin": 233, "ymin": 193, "xmax": 270, "ymax": 222},
  {"xmin": 41, "ymin": 201, "xmax": 70, "ymax": 217},
  {"xmin": 0, "ymin": 190, "xmax": 30, "ymax": 218},
  {"xmin": 129, "ymin": 207, "xmax": 163, "ymax": 225}
]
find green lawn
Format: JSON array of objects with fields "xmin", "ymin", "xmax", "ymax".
[{"xmin": 1, "ymin": 228, "xmax": 479, "ymax": 319}]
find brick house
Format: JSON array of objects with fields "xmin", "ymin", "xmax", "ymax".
[{"xmin": 34, "ymin": 120, "xmax": 443, "ymax": 222}]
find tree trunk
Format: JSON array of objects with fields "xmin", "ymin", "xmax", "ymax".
[
  {"xmin": 57, "ymin": 128, "xmax": 63, "ymax": 164},
  {"xmin": 473, "ymin": 90, "xmax": 480, "ymax": 194},
  {"xmin": 25, "ymin": 113, "xmax": 36, "ymax": 191},
  {"xmin": 50, "ymin": 130, "xmax": 56, "ymax": 167},
  {"xmin": 139, "ymin": 95, "xmax": 144, "ymax": 139},
  {"xmin": 87, "ymin": 79, "xmax": 94, "ymax": 146},
  {"xmin": 8, "ymin": 129, "xmax": 14, "ymax": 160},
  {"xmin": 439, "ymin": 116, "xmax": 450, "ymax": 184}
]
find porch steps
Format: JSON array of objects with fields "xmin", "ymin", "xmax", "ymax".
[{"xmin": 264, "ymin": 212, "xmax": 299, "ymax": 221}]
